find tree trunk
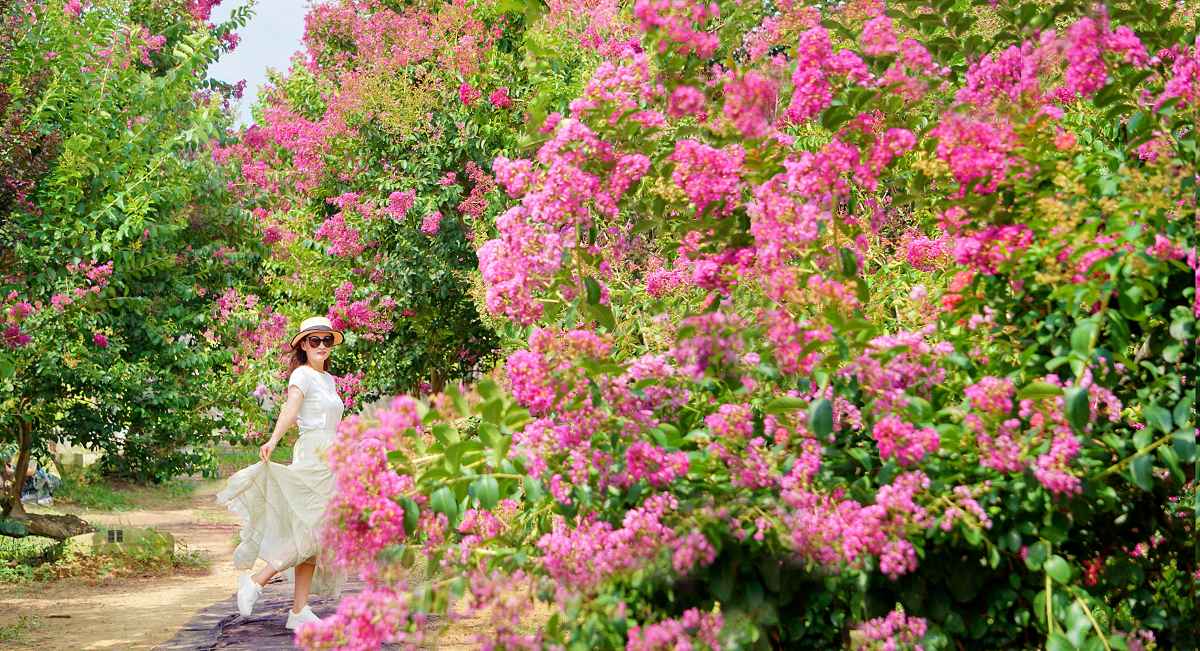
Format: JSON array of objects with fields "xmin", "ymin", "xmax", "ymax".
[
  {"xmin": 3, "ymin": 420, "xmax": 32, "ymax": 519},
  {"xmin": 0, "ymin": 512, "xmax": 94, "ymax": 540}
]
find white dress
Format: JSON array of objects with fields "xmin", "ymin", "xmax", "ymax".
[{"xmin": 217, "ymin": 365, "xmax": 347, "ymax": 596}]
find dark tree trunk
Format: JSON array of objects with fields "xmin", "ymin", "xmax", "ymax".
[
  {"xmin": 3, "ymin": 420, "xmax": 32, "ymax": 519},
  {"xmin": 0, "ymin": 421, "xmax": 92, "ymax": 540}
]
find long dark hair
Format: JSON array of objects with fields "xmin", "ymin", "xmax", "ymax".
[{"xmin": 286, "ymin": 342, "xmax": 332, "ymax": 377}]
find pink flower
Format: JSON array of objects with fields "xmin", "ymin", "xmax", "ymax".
[
  {"xmin": 669, "ymin": 139, "xmax": 744, "ymax": 215},
  {"xmin": 3, "ymin": 324, "xmax": 31, "ymax": 348},
  {"xmin": 385, "ymin": 190, "xmax": 415, "ymax": 220},
  {"xmin": 64, "ymin": 0, "xmax": 82, "ymax": 18},
  {"xmin": 420, "ymin": 211, "xmax": 442, "ymax": 235},
  {"xmin": 873, "ymin": 415, "xmax": 940, "ymax": 466},
  {"xmin": 667, "ymin": 85, "xmax": 706, "ymax": 119},
  {"xmin": 723, "ymin": 71, "xmax": 777, "ymax": 138},
  {"xmin": 459, "ymin": 82, "xmax": 481, "ymax": 106},
  {"xmin": 489, "ymin": 87, "xmax": 512, "ymax": 108},
  {"xmin": 852, "ymin": 608, "xmax": 927, "ymax": 651},
  {"xmin": 860, "ymin": 14, "xmax": 899, "ymax": 57},
  {"xmin": 93, "ymin": 332, "xmax": 109, "ymax": 348}
]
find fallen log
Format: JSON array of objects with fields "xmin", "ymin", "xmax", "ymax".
[{"xmin": 0, "ymin": 512, "xmax": 94, "ymax": 540}]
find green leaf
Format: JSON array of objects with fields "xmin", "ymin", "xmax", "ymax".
[
  {"xmin": 584, "ymin": 277, "xmax": 601, "ymax": 305},
  {"xmin": 472, "ymin": 476, "xmax": 500, "ymax": 509},
  {"xmin": 1070, "ymin": 321, "xmax": 1097, "ymax": 357},
  {"xmin": 481, "ymin": 397, "xmax": 504, "ymax": 424},
  {"xmin": 1025, "ymin": 541, "xmax": 1050, "ymax": 571},
  {"xmin": 1172, "ymin": 430, "xmax": 1197, "ymax": 463},
  {"xmin": 1047, "ymin": 632, "xmax": 1075, "ymax": 651},
  {"xmin": 430, "ymin": 486, "xmax": 458, "ymax": 520},
  {"xmin": 432, "ymin": 423, "xmax": 458, "ymax": 446},
  {"xmin": 523, "ymin": 476, "xmax": 545, "ymax": 502},
  {"xmin": 1157, "ymin": 446, "xmax": 1184, "ymax": 483},
  {"xmin": 1064, "ymin": 387, "xmax": 1089, "ymax": 432},
  {"xmin": 1142, "ymin": 403, "xmax": 1172, "ymax": 433},
  {"xmin": 1129, "ymin": 455, "xmax": 1154, "ymax": 491},
  {"xmin": 1044, "ymin": 555, "xmax": 1072, "ymax": 583},
  {"xmin": 810, "ymin": 399, "xmax": 834, "ymax": 438},
  {"xmin": 839, "ymin": 247, "xmax": 857, "ymax": 277},
  {"xmin": 477, "ymin": 378, "xmax": 499, "ymax": 400},
  {"xmin": 1018, "ymin": 382, "xmax": 1063, "ymax": 400},
  {"xmin": 400, "ymin": 497, "xmax": 420, "ymax": 536},
  {"xmin": 764, "ymin": 396, "xmax": 806, "ymax": 414}
]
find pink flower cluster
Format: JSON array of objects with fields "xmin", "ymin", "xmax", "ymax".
[
  {"xmin": 940, "ymin": 485, "xmax": 993, "ymax": 531},
  {"xmin": 489, "ymin": 86, "xmax": 512, "ymax": 108},
  {"xmin": 334, "ymin": 371, "xmax": 365, "ymax": 408},
  {"xmin": 1059, "ymin": 11, "xmax": 1148, "ymax": 100},
  {"xmin": 459, "ymin": 82, "xmax": 481, "ymax": 106},
  {"xmin": 627, "ymin": 607, "xmax": 724, "ymax": 651},
  {"xmin": 669, "ymin": 139, "xmax": 745, "ymax": 216},
  {"xmin": 323, "ymin": 397, "xmax": 422, "ymax": 569},
  {"xmin": 327, "ymin": 281, "xmax": 395, "ymax": 342},
  {"xmin": 420, "ymin": 211, "xmax": 442, "ymax": 235},
  {"xmin": 536, "ymin": 494, "xmax": 714, "ymax": 595},
  {"xmin": 722, "ymin": 71, "xmax": 777, "ymax": 138},
  {"xmin": 1, "ymin": 292, "xmax": 35, "ymax": 349},
  {"xmin": 872, "ymin": 415, "xmax": 939, "ymax": 466},
  {"xmin": 480, "ymin": 119, "xmax": 647, "ymax": 323},
  {"xmin": 294, "ymin": 585, "xmax": 424, "ymax": 650},
  {"xmin": 786, "ymin": 27, "xmax": 868, "ymax": 124},
  {"xmin": 842, "ymin": 329, "xmax": 951, "ymax": 413},
  {"xmin": 385, "ymin": 189, "xmax": 415, "ymax": 220},
  {"xmin": 929, "ymin": 114, "xmax": 1021, "ymax": 196},
  {"xmin": 783, "ymin": 471, "xmax": 933, "ymax": 579},
  {"xmin": 953, "ymin": 224, "xmax": 1034, "ymax": 275},
  {"xmin": 457, "ymin": 161, "xmax": 496, "ymax": 220},
  {"xmin": 621, "ymin": 441, "xmax": 689, "ymax": 488},
  {"xmin": 632, "ymin": 0, "xmax": 720, "ymax": 59},
  {"xmin": 851, "ymin": 608, "xmax": 928, "ymax": 651}
]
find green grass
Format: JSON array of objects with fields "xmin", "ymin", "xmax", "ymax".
[
  {"xmin": 0, "ymin": 537, "xmax": 67, "ymax": 583},
  {"xmin": 0, "ymin": 614, "xmax": 39, "ymax": 644},
  {"xmin": 53, "ymin": 464, "xmax": 200, "ymax": 511},
  {"xmin": 56, "ymin": 476, "xmax": 134, "ymax": 511},
  {"xmin": 217, "ymin": 442, "xmax": 294, "ymax": 476},
  {"xmin": 1, "ymin": 528, "xmax": 211, "ymax": 585}
]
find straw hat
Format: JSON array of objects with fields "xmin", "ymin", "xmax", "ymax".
[{"xmin": 289, "ymin": 316, "xmax": 344, "ymax": 349}]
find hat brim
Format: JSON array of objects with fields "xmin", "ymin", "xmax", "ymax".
[{"xmin": 290, "ymin": 327, "xmax": 344, "ymax": 349}]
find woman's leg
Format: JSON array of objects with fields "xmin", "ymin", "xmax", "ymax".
[
  {"xmin": 292, "ymin": 558, "xmax": 316, "ymax": 613},
  {"xmin": 252, "ymin": 561, "xmax": 277, "ymax": 587}
]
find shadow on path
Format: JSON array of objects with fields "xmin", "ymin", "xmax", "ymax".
[{"xmin": 155, "ymin": 575, "xmax": 396, "ymax": 650}]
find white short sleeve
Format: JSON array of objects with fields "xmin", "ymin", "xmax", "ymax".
[{"xmin": 288, "ymin": 366, "xmax": 315, "ymax": 397}]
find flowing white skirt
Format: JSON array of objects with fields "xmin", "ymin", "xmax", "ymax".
[{"xmin": 216, "ymin": 429, "xmax": 346, "ymax": 596}]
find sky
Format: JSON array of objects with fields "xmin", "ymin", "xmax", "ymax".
[{"xmin": 208, "ymin": 0, "xmax": 310, "ymax": 126}]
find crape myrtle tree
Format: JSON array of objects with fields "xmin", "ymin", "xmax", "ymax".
[
  {"xmin": 0, "ymin": 0, "xmax": 262, "ymax": 537},
  {"xmin": 291, "ymin": 1, "xmax": 1197, "ymax": 650},
  {"xmin": 209, "ymin": 0, "xmax": 610, "ymax": 426}
]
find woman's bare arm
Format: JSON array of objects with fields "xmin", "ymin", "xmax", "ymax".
[{"xmin": 259, "ymin": 386, "xmax": 305, "ymax": 463}]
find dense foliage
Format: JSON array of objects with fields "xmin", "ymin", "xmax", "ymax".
[
  {"xmin": 0, "ymin": 0, "xmax": 259, "ymax": 489},
  {"xmin": 294, "ymin": 1, "xmax": 1199, "ymax": 650}
]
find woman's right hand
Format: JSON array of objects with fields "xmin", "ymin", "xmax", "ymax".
[{"xmin": 259, "ymin": 441, "xmax": 276, "ymax": 464}]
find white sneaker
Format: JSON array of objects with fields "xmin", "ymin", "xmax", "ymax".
[
  {"xmin": 236, "ymin": 573, "xmax": 262, "ymax": 617},
  {"xmin": 285, "ymin": 605, "xmax": 320, "ymax": 630}
]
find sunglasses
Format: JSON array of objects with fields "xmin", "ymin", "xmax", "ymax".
[{"xmin": 304, "ymin": 335, "xmax": 337, "ymax": 349}]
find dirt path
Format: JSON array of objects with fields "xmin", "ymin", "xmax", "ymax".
[{"xmin": 0, "ymin": 480, "xmax": 245, "ymax": 650}]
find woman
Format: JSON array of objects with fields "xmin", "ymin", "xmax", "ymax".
[{"xmin": 217, "ymin": 315, "xmax": 347, "ymax": 630}]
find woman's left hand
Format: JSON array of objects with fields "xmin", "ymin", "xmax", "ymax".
[{"xmin": 259, "ymin": 441, "xmax": 276, "ymax": 464}]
